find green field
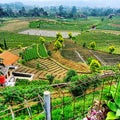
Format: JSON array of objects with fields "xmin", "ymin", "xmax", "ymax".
[
  {"xmin": 0, "ymin": 32, "xmax": 54, "ymax": 48},
  {"xmin": 75, "ymin": 31, "xmax": 120, "ymax": 54},
  {"xmin": 29, "ymin": 16, "xmax": 120, "ymax": 31}
]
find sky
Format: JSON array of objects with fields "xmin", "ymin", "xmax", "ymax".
[{"xmin": 0, "ymin": 0, "xmax": 120, "ymax": 8}]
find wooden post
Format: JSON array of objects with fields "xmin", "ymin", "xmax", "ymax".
[
  {"xmin": 9, "ymin": 106, "xmax": 15, "ymax": 120},
  {"xmin": 44, "ymin": 91, "xmax": 51, "ymax": 120}
]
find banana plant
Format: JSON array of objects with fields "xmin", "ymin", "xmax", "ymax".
[{"xmin": 106, "ymin": 83, "xmax": 120, "ymax": 120}]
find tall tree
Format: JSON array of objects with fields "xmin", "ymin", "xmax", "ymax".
[{"xmin": 4, "ymin": 39, "xmax": 8, "ymax": 50}]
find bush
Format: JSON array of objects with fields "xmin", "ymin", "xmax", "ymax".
[
  {"xmin": 46, "ymin": 74, "xmax": 55, "ymax": 84},
  {"xmin": 0, "ymin": 47, "xmax": 3, "ymax": 53},
  {"xmin": 82, "ymin": 42, "xmax": 86, "ymax": 48},
  {"xmin": 109, "ymin": 45, "xmax": 115, "ymax": 54},
  {"xmin": 86, "ymin": 57, "xmax": 93, "ymax": 65},
  {"xmin": 39, "ymin": 37, "xmax": 46, "ymax": 44},
  {"xmin": 54, "ymin": 40, "xmax": 62, "ymax": 50},
  {"xmin": 90, "ymin": 59, "xmax": 101, "ymax": 72},
  {"xmin": 64, "ymin": 69, "xmax": 77, "ymax": 82},
  {"xmin": 90, "ymin": 41, "xmax": 96, "ymax": 50},
  {"xmin": 56, "ymin": 32, "xmax": 62, "ymax": 39},
  {"xmin": 68, "ymin": 32, "xmax": 72, "ymax": 39}
]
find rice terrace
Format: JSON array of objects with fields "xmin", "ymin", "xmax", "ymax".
[{"xmin": 0, "ymin": 1, "xmax": 120, "ymax": 120}]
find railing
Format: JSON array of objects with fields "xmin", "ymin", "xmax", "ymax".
[{"xmin": 0, "ymin": 72, "xmax": 120, "ymax": 120}]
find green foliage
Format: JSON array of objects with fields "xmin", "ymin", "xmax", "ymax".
[
  {"xmin": 3, "ymin": 39, "xmax": 8, "ymax": 50},
  {"xmin": 0, "ymin": 47, "xmax": 3, "ymax": 53},
  {"xmin": 21, "ymin": 43, "xmax": 48, "ymax": 61},
  {"xmin": 90, "ymin": 59, "xmax": 101, "ymax": 72},
  {"xmin": 39, "ymin": 37, "xmax": 46, "ymax": 44},
  {"xmin": 90, "ymin": 41, "xmax": 96, "ymax": 50},
  {"xmin": 82, "ymin": 42, "xmax": 86, "ymax": 48},
  {"xmin": 109, "ymin": 45, "xmax": 115, "ymax": 54},
  {"xmin": 64, "ymin": 69, "xmax": 77, "ymax": 82},
  {"xmin": 56, "ymin": 32, "xmax": 62, "ymax": 39},
  {"xmin": 47, "ymin": 50, "xmax": 52, "ymax": 56},
  {"xmin": 57, "ymin": 36, "xmax": 64, "ymax": 44},
  {"xmin": 17, "ymin": 44, "xmax": 22, "ymax": 49},
  {"xmin": 68, "ymin": 32, "xmax": 72, "ymax": 39},
  {"xmin": 46, "ymin": 74, "xmax": 55, "ymax": 84},
  {"xmin": 36, "ymin": 63, "xmax": 41, "ymax": 69},
  {"xmin": 70, "ymin": 75, "xmax": 101, "ymax": 97},
  {"xmin": 54, "ymin": 40, "xmax": 62, "ymax": 50},
  {"xmin": 86, "ymin": 57, "xmax": 94, "ymax": 65},
  {"xmin": 105, "ymin": 83, "xmax": 120, "ymax": 120}
]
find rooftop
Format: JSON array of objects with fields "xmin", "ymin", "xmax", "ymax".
[{"xmin": 0, "ymin": 51, "xmax": 19, "ymax": 66}]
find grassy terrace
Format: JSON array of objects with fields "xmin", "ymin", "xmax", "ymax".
[
  {"xmin": 75, "ymin": 31, "xmax": 120, "ymax": 54},
  {"xmin": 0, "ymin": 32, "xmax": 54, "ymax": 48}
]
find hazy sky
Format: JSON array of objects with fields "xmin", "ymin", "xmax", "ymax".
[{"xmin": 0, "ymin": 0, "xmax": 120, "ymax": 8}]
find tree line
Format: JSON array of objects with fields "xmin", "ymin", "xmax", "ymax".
[{"xmin": 0, "ymin": 4, "xmax": 120, "ymax": 18}]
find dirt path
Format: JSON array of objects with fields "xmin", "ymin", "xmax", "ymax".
[
  {"xmin": 19, "ymin": 29, "xmax": 80, "ymax": 38},
  {"xmin": 75, "ymin": 50, "xmax": 86, "ymax": 63}
]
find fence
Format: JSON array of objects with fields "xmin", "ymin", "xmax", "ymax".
[{"xmin": 0, "ymin": 72, "xmax": 120, "ymax": 120}]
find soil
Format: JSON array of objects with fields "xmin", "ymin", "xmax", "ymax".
[{"xmin": 62, "ymin": 40, "xmax": 120, "ymax": 65}]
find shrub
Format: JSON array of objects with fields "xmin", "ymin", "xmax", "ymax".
[
  {"xmin": 39, "ymin": 37, "xmax": 46, "ymax": 44},
  {"xmin": 68, "ymin": 32, "xmax": 72, "ymax": 39},
  {"xmin": 57, "ymin": 37, "xmax": 64, "ymax": 44},
  {"xmin": 0, "ymin": 47, "xmax": 3, "ymax": 53},
  {"xmin": 36, "ymin": 63, "xmax": 41, "ymax": 69},
  {"xmin": 47, "ymin": 50, "xmax": 52, "ymax": 56},
  {"xmin": 64, "ymin": 69, "xmax": 77, "ymax": 82},
  {"xmin": 18, "ymin": 45, "xmax": 22, "ymax": 49},
  {"xmin": 82, "ymin": 42, "xmax": 86, "ymax": 48},
  {"xmin": 105, "ymin": 83, "xmax": 120, "ymax": 120},
  {"xmin": 56, "ymin": 32, "xmax": 62, "ymax": 39},
  {"xmin": 109, "ymin": 45, "xmax": 115, "ymax": 54},
  {"xmin": 54, "ymin": 40, "xmax": 62, "ymax": 50},
  {"xmin": 90, "ymin": 41, "xmax": 96, "ymax": 50},
  {"xmin": 46, "ymin": 74, "xmax": 55, "ymax": 84},
  {"xmin": 90, "ymin": 59, "xmax": 101, "ymax": 72},
  {"xmin": 86, "ymin": 57, "xmax": 93, "ymax": 65}
]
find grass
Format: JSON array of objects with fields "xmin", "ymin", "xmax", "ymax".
[
  {"xmin": 75, "ymin": 31, "xmax": 120, "ymax": 54},
  {"xmin": 29, "ymin": 17, "xmax": 100, "ymax": 31},
  {"xmin": 29, "ymin": 16, "xmax": 120, "ymax": 31},
  {"xmin": 0, "ymin": 31, "xmax": 54, "ymax": 48}
]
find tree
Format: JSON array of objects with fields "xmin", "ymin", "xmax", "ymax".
[
  {"xmin": 46, "ymin": 74, "xmax": 54, "ymax": 84},
  {"xmin": 90, "ymin": 41, "xmax": 96, "ymax": 50},
  {"xmin": 57, "ymin": 36, "xmax": 64, "ymax": 45},
  {"xmin": 0, "ymin": 47, "xmax": 3, "ymax": 53},
  {"xmin": 56, "ymin": 32, "xmax": 62, "ymax": 39},
  {"xmin": 54, "ymin": 40, "xmax": 62, "ymax": 50},
  {"xmin": 39, "ymin": 37, "xmax": 45, "ymax": 44},
  {"xmin": 64, "ymin": 69, "xmax": 77, "ymax": 82},
  {"xmin": 59, "ymin": 5, "xmax": 64, "ymax": 16},
  {"xmin": 68, "ymin": 32, "xmax": 72, "ymax": 39},
  {"xmin": 109, "ymin": 45, "xmax": 115, "ymax": 54},
  {"xmin": 90, "ymin": 59, "xmax": 101, "ymax": 72},
  {"xmin": 4, "ymin": 39, "xmax": 8, "ymax": 50},
  {"xmin": 71, "ymin": 6, "xmax": 77, "ymax": 17}
]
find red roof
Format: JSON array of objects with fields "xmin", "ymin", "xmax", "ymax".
[{"xmin": 0, "ymin": 51, "xmax": 19, "ymax": 66}]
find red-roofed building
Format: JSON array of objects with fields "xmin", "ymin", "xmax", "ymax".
[{"xmin": 0, "ymin": 51, "xmax": 19, "ymax": 66}]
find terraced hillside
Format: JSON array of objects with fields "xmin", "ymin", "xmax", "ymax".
[{"xmin": 14, "ymin": 58, "xmax": 68, "ymax": 80}]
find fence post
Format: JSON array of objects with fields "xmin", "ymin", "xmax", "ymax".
[
  {"xmin": 9, "ymin": 106, "xmax": 15, "ymax": 120},
  {"xmin": 44, "ymin": 91, "xmax": 51, "ymax": 120}
]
